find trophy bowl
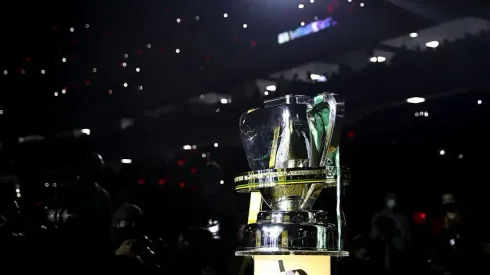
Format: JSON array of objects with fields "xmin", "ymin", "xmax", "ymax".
[{"xmin": 235, "ymin": 93, "xmax": 348, "ymax": 256}]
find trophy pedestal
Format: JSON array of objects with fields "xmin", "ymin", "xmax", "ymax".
[{"xmin": 253, "ymin": 255, "xmax": 331, "ymax": 275}]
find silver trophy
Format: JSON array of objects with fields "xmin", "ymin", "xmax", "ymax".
[{"xmin": 235, "ymin": 93, "xmax": 348, "ymax": 256}]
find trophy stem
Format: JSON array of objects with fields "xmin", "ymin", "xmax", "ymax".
[{"xmin": 253, "ymin": 255, "xmax": 331, "ymax": 275}]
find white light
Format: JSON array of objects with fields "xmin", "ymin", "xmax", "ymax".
[
  {"xmin": 264, "ymin": 91, "xmax": 269, "ymax": 96},
  {"xmin": 0, "ymin": 110, "xmax": 3, "ymax": 114},
  {"xmin": 377, "ymin": 56, "xmax": 386, "ymax": 62},
  {"xmin": 424, "ymin": 111, "xmax": 429, "ymax": 117},
  {"xmin": 123, "ymin": 83, "xmax": 128, "ymax": 87},
  {"xmin": 406, "ymin": 97, "xmax": 425, "ymax": 104},
  {"xmin": 192, "ymin": 145, "xmax": 197, "ymax": 149},
  {"xmin": 137, "ymin": 85, "xmax": 143, "ymax": 90},
  {"xmin": 310, "ymin": 74, "xmax": 327, "ymax": 82},
  {"xmin": 136, "ymin": 67, "xmax": 140, "ymax": 72},
  {"xmin": 195, "ymin": 16, "xmax": 200, "ymax": 20},
  {"xmin": 62, "ymin": 57, "xmax": 66, "ymax": 63},
  {"xmin": 176, "ymin": 49, "xmax": 180, "ymax": 53},
  {"xmin": 459, "ymin": 154, "xmax": 463, "ymax": 159},
  {"xmin": 92, "ymin": 68, "xmax": 97, "ymax": 73},
  {"xmin": 301, "ymin": 22, "xmax": 305, "ymax": 26},
  {"xmin": 477, "ymin": 100, "xmax": 482, "ymax": 105},
  {"xmin": 15, "ymin": 188, "xmax": 20, "ymax": 193},
  {"xmin": 348, "ymin": 0, "xmax": 352, "ymax": 2},
  {"xmin": 220, "ymin": 98, "xmax": 229, "ymax": 104},
  {"xmin": 122, "ymin": 62, "xmax": 127, "ymax": 67},
  {"xmin": 202, "ymin": 153, "xmax": 207, "ymax": 158},
  {"xmin": 440, "ymin": 150, "xmax": 445, "ymax": 156},
  {"xmin": 314, "ymin": 16, "xmax": 318, "ymax": 20},
  {"xmin": 415, "ymin": 112, "xmax": 419, "ymax": 117},
  {"xmin": 147, "ymin": 44, "xmax": 151, "ymax": 48},
  {"xmin": 360, "ymin": 3, "xmax": 364, "ymax": 7},
  {"xmin": 369, "ymin": 56, "xmax": 378, "ymax": 62},
  {"xmin": 243, "ymin": 24, "xmax": 248, "ymax": 28},
  {"xmin": 45, "ymin": 182, "xmax": 49, "ymax": 187},
  {"xmin": 52, "ymin": 183, "xmax": 57, "ymax": 187},
  {"xmin": 410, "ymin": 32, "xmax": 418, "ymax": 38},
  {"xmin": 61, "ymin": 89, "xmax": 66, "ymax": 94},
  {"xmin": 223, "ymin": 13, "xmax": 228, "ymax": 18},
  {"xmin": 121, "ymin": 159, "xmax": 132, "ymax": 164},
  {"xmin": 41, "ymin": 69, "xmax": 45, "ymax": 74},
  {"xmin": 220, "ymin": 180, "xmax": 224, "ymax": 185},
  {"xmin": 81, "ymin": 129, "xmax": 91, "ymax": 135},
  {"xmin": 16, "ymin": 193, "xmax": 21, "ymax": 198},
  {"xmin": 183, "ymin": 145, "xmax": 192, "ymax": 150},
  {"xmin": 70, "ymin": 27, "xmax": 74, "ymax": 32},
  {"xmin": 124, "ymin": 54, "xmax": 128, "ymax": 58},
  {"xmin": 426, "ymin": 41, "xmax": 439, "ymax": 48},
  {"xmin": 54, "ymin": 92, "xmax": 59, "ymax": 97},
  {"xmin": 266, "ymin": 85, "xmax": 276, "ymax": 92},
  {"xmin": 298, "ymin": 4, "xmax": 304, "ymax": 9},
  {"xmin": 3, "ymin": 70, "xmax": 7, "ymax": 75},
  {"xmin": 310, "ymin": 0, "xmax": 314, "ymax": 2},
  {"xmin": 85, "ymin": 24, "xmax": 90, "ymax": 28},
  {"xmin": 214, "ymin": 143, "xmax": 219, "ymax": 148},
  {"xmin": 177, "ymin": 18, "xmax": 181, "ymax": 23}
]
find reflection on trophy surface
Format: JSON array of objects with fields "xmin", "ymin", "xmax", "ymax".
[{"xmin": 235, "ymin": 93, "xmax": 348, "ymax": 256}]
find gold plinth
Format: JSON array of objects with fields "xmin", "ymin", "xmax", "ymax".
[{"xmin": 253, "ymin": 255, "xmax": 331, "ymax": 275}]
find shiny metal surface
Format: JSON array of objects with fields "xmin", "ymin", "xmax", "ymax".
[{"xmin": 235, "ymin": 93, "xmax": 347, "ymax": 256}]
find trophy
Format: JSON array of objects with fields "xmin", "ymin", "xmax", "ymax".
[{"xmin": 234, "ymin": 93, "xmax": 347, "ymax": 275}]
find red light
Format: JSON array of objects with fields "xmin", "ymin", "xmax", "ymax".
[
  {"xmin": 190, "ymin": 168, "xmax": 197, "ymax": 173},
  {"xmin": 179, "ymin": 182, "xmax": 185, "ymax": 188},
  {"xmin": 191, "ymin": 185, "xmax": 199, "ymax": 191},
  {"xmin": 108, "ymin": 90, "xmax": 113, "ymax": 95},
  {"xmin": 177, "ymin": 160, "xmax": 184, "ymax": 166},
  {"xmin": 347, "ymin": 131, "xmax": 355, "ymax": 139},
  {"xmin": 85, "ymin": 80, "xmax": 91, "ymax": 86},
  {"xmin": 413, "ymin": 211, "xmax": 426, "ymax": 224},
  {"xmin": 138, "ymin": 179, "xmax": 145, "ymax": 185},
  {"xmin": 158, "ymin": 179, "xmax": 166, "ymax": 185}
]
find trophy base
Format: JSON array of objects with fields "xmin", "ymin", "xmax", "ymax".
[
  {"xmin": 235, "ymin": 248, "xmax": 348, "ymax": 256},
  {"xmin": 251, "ymin": 255, "xmax": 334, "ymax": 275}
]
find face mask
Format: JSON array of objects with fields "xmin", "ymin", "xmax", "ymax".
[{"xmin": 386, "ymin": 199, "xmax": 396, "ymax": 208}]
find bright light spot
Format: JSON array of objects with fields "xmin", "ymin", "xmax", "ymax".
[
  {"xmin": 202, "ymin": 153, "xmax": 207, "ymax": 158},
  {"xmin": 266, "ymin": 85, "xmax": 276, "ymax": 92},
  {"xmin": 348, "ymin": 0, "xmax": 352, "ymax": 2},
  {"xmin": 243, "ymin": 24, "xmax": 248, "ymax": 28},
  {"xmin": 121, "ymin": 159, "xmax": 132, "ymax": 164},
  {"xmin": 377, "ymin": 56, "xmax": 386, "ymax": 62},
  {"xmin": 310, "ymin": 0, "xmax": 314, "ymax": 2},
  {"xmin": 192, "ymin": 145, "xmax": 197, "ymax": 149},
  {"xmin": 137, "ymin": 85, "xmax": 143, "ymax": 90},
  {"xmin": 52, "ymin": 183, "xmax": 57, "ymax": 187},
  {"xmin": 62, "ymin": 57, "xmax": 66, "ymax": 63},
  {"xmin": 61, "ymin": 88, "xmax": 66, "ymax": 94},
  {"xmin": 410, "ymin": 32, "xmax": 418, "ymax": 38},
  {"xmin": 3, "ymin": 70, "xmax": 7, "ymax": 75},
  {"xmin": 360, "ymin": 3, "xmax": 364, "ymax": 7},
  {"xmin": 81, "ymin": 129, "xmax": 91, "ymax": 135},
  {"xmin": 177, "ymin": 18, "xmax": 181, "ymax": 23},
  {"xmin": 70, "ymin": 27, "xmax": 74, "ymax": 32},
  {"xmin": 264, "ymin": 91, "xmax": 269, "ymax": 96},
  {"xmin": 85, "ymin": 24, "xmax": 90, "ymax": 28},
  {"xmin": 122, "ymin": 62, "xmax": 127, "ymax": 67},
  {"xmin": 439, "ymin": 150, "xmax": 445, "ymax": 156},
  {"xmin": 200, "ymin": 94, "xmax": 204, "ymax": 99},
  {"xmin": 45, "ymin": 183, "xmax": 49, "ymax": 187},
  {"xmin": 54, "ymin": 92, "xmax": 59, "ymax": 97},
  {"xmin": 314, "ymin": 16, "xmax": 318, "ymax": 20},
  {"xmin": 147, "ymin": 44, "xmax": 151, "ymax": 48},
  {"xmin": 406, "ymin": 97, "xmax": 425, "ymax": 104},
  {"xmin": 426, "ymin": 41, "xmax": 439, "ymax": 48},
  {"xmin": 369, "ymin": 57, "xmax": 377, "ymax": 62},
  {"xmin": 223, "ymin": 13, "xmax": 228, "ymax": 18},
  {"xmin": 298, "ymin": 4, "xmax": 304, "ymax": 9},
  {"xmin": 176, "ymin": 49, "xmax": 180, "ymax": 53},
  {"xmin": 415, "ymin": 112, "xmax": 419, "ymax": 117},
  {"xmin": 136, "ymin": 67, "xmax": 140, "ymax": 72},
  {"xmin": 220, "ymin": 98, "xmax": 229, "ymax": 104},
  {"xmin": 0, "ymin": 110, "xmax": 3, "ymax": 114},
  {"xmin": 41, "ymin": 69, "xmax": 45, "ymax": 74},
  {"xmin": 195, "ymin": 16, "xmax": 200, "ymax": 20},
  {"xmin": 16, "ymin": 193, "xmax": 21, "ymax": 198},
  {"xmin": 220, "ymin": 180, "xmax": 224, "ymax": 185},
  {"xmin": 124, "ymin": 54, "xmax": 128, "ymax": 58},
  {"xmin": 15, "ymin": 188, "xmax": 20, "ymax": 193},
  {"xmin": 424, "ymin": 111, "xmax": 429, "ymax": 117},
  {"xmin": 183, "ymin": 145, "xmax": 192, "ymax": 150},
  {"xmin": 310, "ymin": 74, "xmax": 327, "ymax": 82},
  {"xmin": 477, "ymin": 100, "xmax": 482, "ymax": 105},
  {"xmin": 214, "ymin": 143, "xmax": 219, "ymax": 148},
  {"xmin": 301, "ymin": 22, "xmax": 305, "ymax": 26},
  {"xmin": 123, "ymin": 83, "xmax": 128, "ymax": 87},
  {"xmin": 459, "ymin": 154, "xmax": 463, "ymax": 159}
]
